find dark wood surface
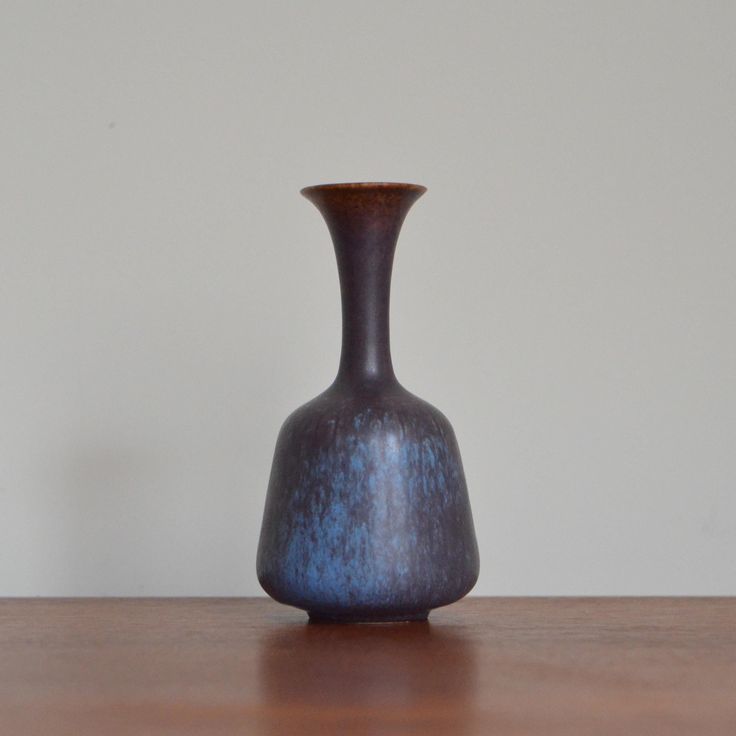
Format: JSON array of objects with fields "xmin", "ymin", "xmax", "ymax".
[{"xmin": 1, "ymin": 598, "xmax": 734, "ymax": 735}]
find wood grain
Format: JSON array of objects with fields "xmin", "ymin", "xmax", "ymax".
[{"xmin": 0, "ymin": 598, "xmax": 734, "ymax": 735}]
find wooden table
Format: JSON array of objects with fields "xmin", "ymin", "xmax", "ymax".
[{"xmin": 1, "ymin": 598, "xmax": 734, "ymax": 735}]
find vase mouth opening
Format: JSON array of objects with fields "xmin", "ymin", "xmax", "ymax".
[{"xmin": 301, "ymin": 182, "xmax": 427, "ymax": 197}]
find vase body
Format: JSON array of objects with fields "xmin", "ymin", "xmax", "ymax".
[{"xmin": 257, "ymin": 183, "xmax": 479, "ymax": 622}]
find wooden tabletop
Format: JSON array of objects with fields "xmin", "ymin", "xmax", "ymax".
[{"xmin": 1, "ymin": 597, "xmax": 734, "ymax": 735}]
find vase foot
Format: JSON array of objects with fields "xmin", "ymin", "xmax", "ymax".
[{"xmin": 307, "ymin": 610, "xmax": 429, "ymax": 624}]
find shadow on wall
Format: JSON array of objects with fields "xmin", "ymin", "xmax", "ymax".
[
  {"xmin": 53, "ymin": 443, "xmax": 168, "ymax": 595},
  {"xmin": 33, "ymin": 307, "xmax": 308, "ymax": 596}
]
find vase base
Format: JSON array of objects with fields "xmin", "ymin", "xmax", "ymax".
[{"xmin": 307, "ymin": 610, "xmax": 429, "ymax": 624}]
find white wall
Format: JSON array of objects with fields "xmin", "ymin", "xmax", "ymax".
[{"xmin": 2, "ymin": 1, "xmax": 734, "ymax": 596}]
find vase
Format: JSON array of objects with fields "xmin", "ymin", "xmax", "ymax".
[{"xmin": 257, "ymin": 182, "xmax": 479, "ymax": 623}]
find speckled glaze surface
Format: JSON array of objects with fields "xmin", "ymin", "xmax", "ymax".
[{"xmin": 257, "ymin": 183, "xmax": 479, "ymax": 623}]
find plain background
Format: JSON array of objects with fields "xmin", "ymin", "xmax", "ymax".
[{"xmin": 2, "ymin": 1, "xmax": 734, "ymax": 596}]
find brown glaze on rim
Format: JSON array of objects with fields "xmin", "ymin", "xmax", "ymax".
[
  {"xmin": 301, "ymin": 182, "xmax": 427, "ymax": 225},
  {"xmin": 301, "ymin": 182, "xmax": 427, "ymax": 197}
]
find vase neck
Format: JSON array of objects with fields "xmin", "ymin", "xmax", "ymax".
[{"xmin": 301, "ymin": 183, "xmax": 426, "ymax": 389}]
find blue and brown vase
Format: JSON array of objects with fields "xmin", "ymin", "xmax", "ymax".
[{"xmin": 257, "ymin": 183, "xmax": 479, "ymax": 622}]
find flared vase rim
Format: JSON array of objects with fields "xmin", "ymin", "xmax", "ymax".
[{"xmin": 301, "ymin": 182, "xmax": 427, "ymax": 197}]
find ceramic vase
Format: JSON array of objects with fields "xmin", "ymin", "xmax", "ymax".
[{"xmin": 257, "ymin": 182, "xmax": 479, "ymax": 622}]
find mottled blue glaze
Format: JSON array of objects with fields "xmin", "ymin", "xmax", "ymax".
[
  {"xmin": 258, "ymin": 390, "xmax": 478, "ymax": 620},
  {"xmin": 257, "ymin": 183, "xmax": 479, "ymax": 622}
]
